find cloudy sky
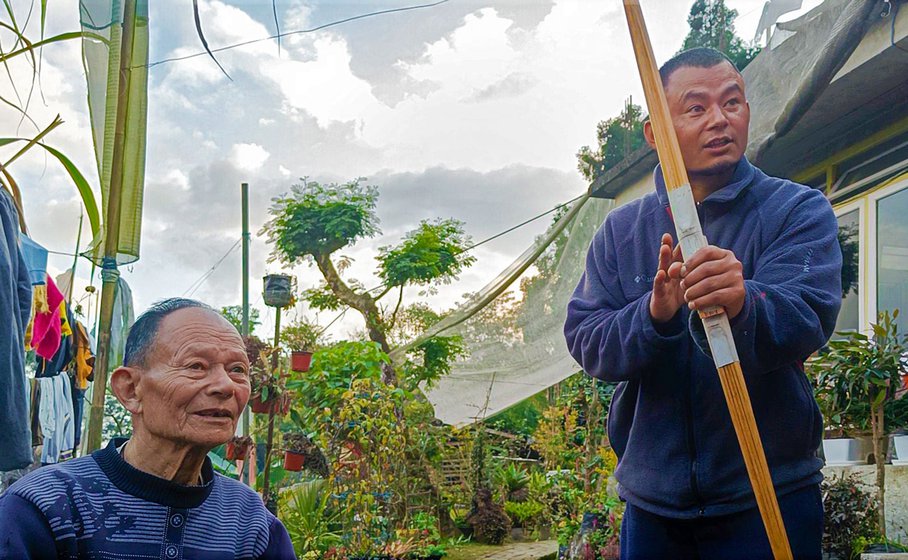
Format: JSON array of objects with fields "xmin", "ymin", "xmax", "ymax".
[{"xmin": 4, "ymin": 0, "xmax": 821, "ymax": 339}]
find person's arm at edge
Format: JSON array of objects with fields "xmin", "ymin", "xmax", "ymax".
[{"xmin": 0, "ymin": 492, "xmax": 58, "ymax": 559}]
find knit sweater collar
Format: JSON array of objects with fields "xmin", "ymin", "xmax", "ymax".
[{"xmin": 93, "ymin": 437, "xmax": 216, "ymax": 509}]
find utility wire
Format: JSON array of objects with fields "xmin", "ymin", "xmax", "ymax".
[
  {"xmin": 316, "ymin": 192, "xmax": 586, "ymax": 334},
  {"xmin": 141, "ymin": 0, "xmax": 450, "ymax": 70},
  {"xmin": 183, "ymin": 238, "xmax": 241, "ymax": 297}
]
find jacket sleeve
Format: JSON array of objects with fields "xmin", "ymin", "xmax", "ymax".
[
  {"xmin": 565, "ymin": 215, "xmax": 686, "ymax": 381},
  {"xmin": 257, "ymin": 516, "xmax": 295, "ymax": 559},
  {"xmin": 0, "ymin": 492, "xmax": 58, "ymax": 559},
  {"xmin": 692, "ymin": 188, "xmax": 842, "ymax": 375}
]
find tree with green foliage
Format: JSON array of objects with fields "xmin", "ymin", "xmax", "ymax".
[
  {"xmin": 219, "ymin": 305, "xmax": 261, "ymax": 335},
  {"xmin": 681, "ymin": 0, "xmax": 761, "ymax": 70},
  {"xmin": 262, "ymin": 178, "xmax": 475, "ymax": 384},
  {"xmin": 576, "ymin": 98, "xmax": 646, "ymax": 183}
]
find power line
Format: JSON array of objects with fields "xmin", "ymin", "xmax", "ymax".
[
  {"xmin": 315, "ymin": 192, "xmax": 586, "ymax": 334},
  {"xmin": 141, "ymin": 0, "xmax": 450, "ymax": 71},
  {"xmin": 183, "ymin": 238, "xmax": 241, "ymax": 297},
  {"xmin": 458, "ymin": 193, "xmax": 585, "ymax": 254}
]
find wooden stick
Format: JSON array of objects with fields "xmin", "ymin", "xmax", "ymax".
[{"xmin": 621, "ymin": 2, "xmax": 793, "ymax": 558}]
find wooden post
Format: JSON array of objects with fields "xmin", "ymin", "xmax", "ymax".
[
  {"xmin": 260, "ymin": 308, "xmax": 281, "ymax": 502},
  {"xmin": 622, "ymin": 2, "xmax": 792, "ymax": 558},
  {"xmin": 85, "ymin": 0, "xmax": 137, "ymax": 453}
]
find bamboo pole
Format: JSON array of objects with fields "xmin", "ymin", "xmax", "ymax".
[
  {"xmin": 621, "ymin": 2, "xmax": 792, "ymax": 558},
  {"xmin": 85, "ymin": 0, "xmax": 137, "ymax": 452}
]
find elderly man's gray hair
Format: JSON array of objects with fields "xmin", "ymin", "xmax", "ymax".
[{"xmin": 123, "ymin": 298, "xmax": 216, "ymax": 367}]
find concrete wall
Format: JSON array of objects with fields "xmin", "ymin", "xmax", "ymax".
[{"xmin": 822, "ymin": 465, "xmax": 908, "ymax": 543}]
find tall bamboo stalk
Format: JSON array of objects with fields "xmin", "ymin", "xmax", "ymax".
[
  {"xmin": 84, "ymin": 0, "xmax": 137, "ymax": 452},
  {"xmin": 622, "ymin": 2, "xmax": 792, "ymax": 558}
]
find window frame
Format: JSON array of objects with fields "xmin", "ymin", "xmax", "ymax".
[
  {"xmin": 833, "ymin": 198, "xmax": 866, "ymax": 334},
  {"xmin": 867, "ymin": 176, "xmax": 908, "ymax": 331}
]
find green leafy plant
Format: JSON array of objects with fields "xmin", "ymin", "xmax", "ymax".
[
  {"xmin": 504, "ymin": 500, "xmax": 545, "ymax": 530},
  {"xmin": 822, "ymin": 474, "xmax": 880, "ymax": 560},
  {"xmin": 809, "ymin": 311, "xmax": 908, "ymax": 537},
  {"xmin": 495, "ymin": 463, "xmax": 530, "ymax": 502},
  {"xmin": 278, "ymin": 480, "xmax": 342, "ymax": 556}
]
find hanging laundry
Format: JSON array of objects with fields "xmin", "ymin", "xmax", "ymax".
[
  {"xmin": 20, "ymin": 235, "xmax": 48, "ymax": 285},
  {"xmin": 72, "ymin": 321, "xmax": 96, "ymax": 390},
  {"xmin": 30, "ymin": 275, "xmax": 65, "ymax": 360},
  {"xmin": 110, "ymin": 277, "xmax": 135, "ymax": 367},
  {"xmin": 0, "ymin": 188, "xmax": 33, "ymax": 471},
  {"xmin": 37, "ymin": 374, "xmax": 75, "ymax": 465}
]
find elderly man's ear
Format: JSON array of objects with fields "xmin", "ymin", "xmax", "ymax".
[{"xmin": 110, "ymin": 367, "xmax": 143, "ymax": 414}]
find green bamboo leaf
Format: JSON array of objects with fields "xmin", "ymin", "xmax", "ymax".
[
  {"xmin": 37, "ymin": 143, "xmax": 101, "ymax": 239},
  {"xmin": 0, "ymin": 31, "xmax": 83, "ymax": 63}
]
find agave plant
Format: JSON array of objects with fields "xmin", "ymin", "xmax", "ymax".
[{"xmin": 278, "ymin": 480, "xmax": 342, "ymax": 556}]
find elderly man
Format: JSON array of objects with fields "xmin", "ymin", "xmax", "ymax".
[
  {"xmin": 0, "ymin": 298, "xmax": 295, "ymax": 559},
  {"xmin": 565, "ymin": 48, "xmax": 841, "ymax": 558}
]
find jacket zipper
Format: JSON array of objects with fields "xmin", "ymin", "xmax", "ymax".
[
  {"xmin": 685, "ymin": 341, "xmax": 705, "ymax": 516},
  {"xmin": 689, "ymin": 202, "xmax": 706, "ymax": 516}
]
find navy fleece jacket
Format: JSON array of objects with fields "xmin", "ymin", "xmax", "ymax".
[{"xmin": 564, "ymin": 157, "xmax": 842, "ymax": 518}]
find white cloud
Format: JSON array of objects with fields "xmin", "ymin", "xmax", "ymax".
[{"xmin": 230, "ymin": 143, "xmax": 271, "ymax": 170}]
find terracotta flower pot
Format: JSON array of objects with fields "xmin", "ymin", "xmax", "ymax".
[
  {"xmin": 250, "ymin": 396, "xmax": 271, "ymax": 414},
  {"xmin": 226, "ymin": 439, "xmax": 251, "ymax": 461},
  {"xmin": 290, "ymin": 350, "xmax": 313, "ymax": 372},
  {"xmin": 283, "ymin": 450, "xmax": 305, "ymax": 471}
]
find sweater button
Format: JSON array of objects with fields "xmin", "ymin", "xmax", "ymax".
[
  {"xmin": 170, "ymin": 514, "xmax": 183, "ymax": 527},
  {"xmin": 166, "ymin": 545, "xmax": 178, "ymax": 558}
]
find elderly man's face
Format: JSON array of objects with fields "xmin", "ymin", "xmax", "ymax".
[
  {"xmin": 663, "ymin": 62, "xmax": 750, "ymax": 178},
  {"xmin": 135, "ymin": 308, "xmax": 251, "ymax": 448}
]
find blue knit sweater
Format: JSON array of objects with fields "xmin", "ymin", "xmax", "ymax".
[
  {"xmin": 564, "ymin": 157, "xmax": 842, "ymax": 518},
  {"xmin": 0, "ymin": 439, "xmax": 295, "ymax": 559}
]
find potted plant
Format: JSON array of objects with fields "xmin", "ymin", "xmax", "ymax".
[
  {"xmin": 290, "ymin": 350, "xmax": 313, "ymax": 372},
  {"xmin": 283, "ymin": 432, "xmax": 331, "ymax": 477},
  {"xmin": 808, "ymin": 311, "xmax": 908, "ymax": 540},
  {"xmin": 284, "ymin": 432, "xmax": 308, "ymax": 471},
  {"xmin": 225, "ymin": 435, "xmax": 253, "ymax": 461},
  {"xmin": 249, "ymin": 367, "xmax": 284, "ymax": 414},
  {"xmin": 262, "ymin": 273, "xmax": 294, "ymax": 308},
  {"xmin": 821, "ymin": 474, "xmax": 880, "ymax": 560}
]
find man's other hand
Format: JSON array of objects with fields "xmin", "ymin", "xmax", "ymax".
[
  {"xmin": 680, "ymin": 245, "xmax": 746, "ymax": 319},
  {"xmin": 650, "ymin": 233, "xmax": 685, "ymax": 323}
]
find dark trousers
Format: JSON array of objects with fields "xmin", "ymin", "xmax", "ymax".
[{"xmin": 620, "ymin": 484, "xmax": 823, "ymax": 560}]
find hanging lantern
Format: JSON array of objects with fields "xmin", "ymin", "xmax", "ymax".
[{"xmin": 262, "ymin": 274, "xmax": 293, "ymax": 308}]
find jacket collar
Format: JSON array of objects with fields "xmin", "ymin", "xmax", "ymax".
[
  {"xmin": 93, "ymin": 437, "xmax": 216, "ymax": 509},
  {"xmin": 654, "ymin": 156, "xmax": 756, "ymax": 208}
]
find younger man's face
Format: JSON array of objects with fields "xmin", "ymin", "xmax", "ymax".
[{"xmin": 663, "ymin": 61, "xmax": 750, "ymax": 179}]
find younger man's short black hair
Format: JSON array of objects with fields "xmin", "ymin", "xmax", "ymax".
[{"xmin": 659, "ymin": 47, "xmax": 740, "ymax": 86}]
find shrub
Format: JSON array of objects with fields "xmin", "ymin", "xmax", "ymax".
[{"xmin": 822, "ymin": 474, "xmax": 880, "ymax": 559}]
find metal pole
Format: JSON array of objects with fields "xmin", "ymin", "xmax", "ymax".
[
  {"xmin": 85, "ymin": 0, "xmax": 137, "ymax": 452},
  {"xmin": 240, "ymin": 182, "xmax": 251, "ymax": 484},
  {"xmin": 242, "ymin": 183, "xmax": 250, "ymax": 338},
  {"xmin": 261, "ymin": 308, "xmax": 281, "ymax": 502}
]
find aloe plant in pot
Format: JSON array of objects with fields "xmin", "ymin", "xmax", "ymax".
[{"xmin": 808, "ymin": 310, "xmax": 908, "ymax": 539}]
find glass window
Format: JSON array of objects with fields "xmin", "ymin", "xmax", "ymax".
[
  {"xmin": 834, "ymin": 209, "xmax": 860, "ymax": 335},
  {"xmin": 877, "ymin": 186, "xmax": 908, "ymax": 333}
]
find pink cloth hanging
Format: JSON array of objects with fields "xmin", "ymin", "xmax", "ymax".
[{"xmin": 32, "ymin": 275, "xmax": 65, "ymax": 360}]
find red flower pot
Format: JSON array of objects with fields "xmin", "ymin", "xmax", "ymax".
[
  {"xmin": 250, "ymin": 396, "xmax": 271, "ymax": 414},
  {"xmin": 283, "ymin": 450, "xmax": 305, "ymax": 471},
  {"xmin": 226, "ymin": 440, "xmax": 251, "ymax": 461},
  {"xmin": 291, "ymin": 350, "xmax": 313, "ymax": 372}
]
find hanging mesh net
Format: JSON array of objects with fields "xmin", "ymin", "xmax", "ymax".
[{"xmin": 393, "ymin": 194, "xmax": 615, "ymax": 426}]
